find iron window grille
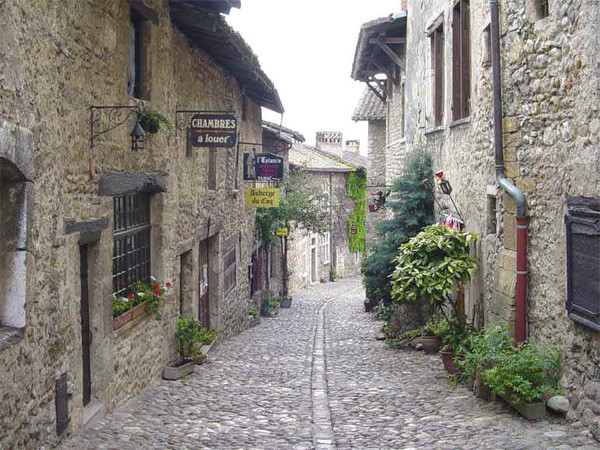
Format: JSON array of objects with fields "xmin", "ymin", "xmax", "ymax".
[
  {"xmin": 224, "ymin": 245, "xmax": 237, "ymax": 294},
  {"xmin": 565, "ymin": 197, "xmax": 600, "ymax": 331},
  {"xmin": 112, "ymin": 193, "xmax": 151, "ymax": 297}
]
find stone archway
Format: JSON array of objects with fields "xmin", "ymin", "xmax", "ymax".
[{"xmin": 0, "ymin": 121, "xmax": 32, "ymax": 329}]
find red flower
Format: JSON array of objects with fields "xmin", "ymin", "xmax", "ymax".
[
  {"xmin": 152, "ymin": 283, "xmax": 159, "ymax": 289},
  {"xmin": 165, "ymin": 282, "xmax": 171, "ymax": 288},
  {"xmin": 158, "ymin": 292, "xmax": 162, "ymax": 297},
  {"xmin": 152, "ymin": 290, "xmax": 159, "ymax": 295},
  {"xmin": 127, "ymin": 293, "xmax": 134, "ymax": 299}
]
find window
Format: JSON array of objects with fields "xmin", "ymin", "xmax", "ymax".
[
  {"xmin": 321, "ymin": 232, "xmax": 331, "ymax": 264},
  {"xmin": 128, "ymin": 9, "xmax": 144, "ymax": 99},
  {"xmin": 112, "ymin": 193, "xmax": 151, "ymax": 297},
  {"xmin": 208, "ymin": 148, "xmax": 217, "ymax": 190},
  {"xmin": 535, "ymin": 0, "xmax": 549, "ymax": 19},
  {"xmin": 430, "ymin": 22, "xmax": 444, "ymax": 126},
  {"xmin": 565, "ymin": 198, "xmax": 600, "ymax": 331},
  {"xmin": 224, "ymin": 245, "xmax": 237, "ymax": 294},
  {"xmin": 486, "ymin": 194, "xmax": 497, "ymax": 235},
  {"xmin": 452, "ymin": 0, "xmax": 470, "ymax": 121}
]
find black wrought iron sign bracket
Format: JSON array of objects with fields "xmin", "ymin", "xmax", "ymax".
[{"xmin": 89, "ymin": 105, "xmax": 141, "ymax": 150}]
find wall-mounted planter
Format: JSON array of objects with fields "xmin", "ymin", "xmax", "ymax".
[
  {"xmin": 112, "ymin": 301, "xmax": 148, "ymax": 331},
  {"xmin": 162, "ymin": 360, "xmax": 195, "ymax": 380}
]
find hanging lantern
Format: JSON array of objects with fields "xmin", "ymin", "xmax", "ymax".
[{"xmin": 130, "ymin": 117, "xmax": 146, "ymax": 151}]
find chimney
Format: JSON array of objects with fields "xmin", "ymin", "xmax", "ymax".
[
  {"xmin": 316, "ymin": 131, "xmax": 343, "ymax": 158},
  {"xmin": 345, "ymin": 139, "xmax": 360, "ymax": 154}
]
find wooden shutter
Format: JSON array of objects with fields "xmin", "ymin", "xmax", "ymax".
[
  {"xmin": 434, "ymin": 25, "xmax": 444, "ymax": 126},
  {"xmin": 461, "ymin": 0, "xmax": 470, "ymax": 118},
  {"xmin": 566, "ymin": 198, "xmax": 600, "ymax": 331},
  {"xmin": 452, "ymin": 4, "xmax": 461, "ymax": 121}
]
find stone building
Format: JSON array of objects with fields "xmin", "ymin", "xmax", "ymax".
[
  {"xmin": 259, "ymin": 125, "xmax": 366, "ymax": 294},
  {"xmin": 0, "ymin": 0, "xmax": 282, "ymax": 447},
  {"xmin": 354, "ymin": 0, "xmax": 600, "ymax": 424}
]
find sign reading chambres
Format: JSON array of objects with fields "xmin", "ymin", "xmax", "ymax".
[{"xmin": 190, "ymin": 114, "xmax": 237, "ymax": 147}]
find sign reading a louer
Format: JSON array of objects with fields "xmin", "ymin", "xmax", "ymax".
[{"xmin": 190, "ymin": 114, "xmax": 237, "ymax": 147}]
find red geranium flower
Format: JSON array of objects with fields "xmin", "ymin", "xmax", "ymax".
[
  {"xmin": 128, "ymin": 293, "xmax": 134, "ymax": 299},
  {"xmin": 165, "ymin": 282, "xmax": 171, "ymax": 288},
  {"xmin": 158, "ymin": 292, "xmax": 162, "ymax": 297},
  {"xmin": 153, "ymin": 290, "xmax": 159, "ymax": 295},
  {"xmin": 152, "ymin": 283, "xmax": 159, "ymax": 289}
]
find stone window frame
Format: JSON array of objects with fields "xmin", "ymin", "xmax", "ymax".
[
  {"xmin": 451, "ymin": 0, "xmax": 471, "ymax": 122},
  {"xmin": 128, "ymin": 2, "xmax": 156, "ymax": 101},
  {"xmin": 224, "ymin": 242, "xmax": 237, "ymax": 295},
  {"xmin": 428, "ymin": 15, "xmax": 445, "ymax": 127},
  {"xmin": 529, "ymin": 0, "xmax": 550, "ymax": 21},
  {"xmin": 321, "ymin": 232, "xmax": 331, "ymax": 265}
]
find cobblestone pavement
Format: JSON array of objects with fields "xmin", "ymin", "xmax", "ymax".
[{"xmin": 62, "ymin": 278, "xmax": 597, "ymax": 449}]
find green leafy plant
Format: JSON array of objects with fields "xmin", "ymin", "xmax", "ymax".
[
  {"xmin": 197, "ymin": 327, "xmax": 216, "ymax": 345},
  {"xmin": 111, "ymin": 277, "xmax": 171, "ymax": 320},
  {"xmin": 249, "ymin": 306, "xmax": 259, "ymax": 318},
  {"xmin": 175, "ymin": 315, "xmax": 202, "ymax": 357},
  {"xmin": 422, "ymin": 316, "xmax": 448, "ymax": 337},
  {"xmin": 361, "ymin": 150, "xmax": 434, "ymax": 306},
  {"xmin": 139, "ymin": 110, "xmax": 173, "ymax": 133},
  {"xmin": 439, "ymin": 320, "xmax": 476, "ymax": 354},
  {"xmin": 481, "ymin": 344, "xmax": 563, "ymax": 404},
  {"xmin": 189, "ymin": 346, "xmax": 205, "ymax": 361},
  {"xmin": 390, "ymin": 224, "xmax": 477, "ymax": 313},
  {"xmin": 346, "ymin": 169, "xmax": 367, "ymax": 254}
]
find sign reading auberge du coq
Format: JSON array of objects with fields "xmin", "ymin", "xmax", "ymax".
[{"xmin": 190, "ymin": 114, "xmax": 237, "ymax": 147}]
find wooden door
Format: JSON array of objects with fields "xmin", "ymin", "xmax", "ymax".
[
  {"xmin": 80, "ymin": 245, "xmax": 92, "ymax": 407},
  {"xmin": 198, "ymin": 240, "xmax": 210, "ymax": 328}
]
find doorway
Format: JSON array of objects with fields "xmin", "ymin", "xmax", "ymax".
[
  {"xmin": 79, "ymin": 244, "xmax": 92, "ymax": 407},
  {"xmin": 198, "ymin": 239, "xmax": 210, "ymax": 329}
]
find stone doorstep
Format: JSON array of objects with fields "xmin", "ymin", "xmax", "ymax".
[{"xmin": 83, "ymin": 401, "xmax": 105, "ymax": 429}]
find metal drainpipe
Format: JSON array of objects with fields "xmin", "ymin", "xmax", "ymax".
[{"xmin": 491, "ymin": 0, "xmax": 528, "ymax": 344}]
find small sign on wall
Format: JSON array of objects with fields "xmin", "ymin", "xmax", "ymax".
[
  {"xmin": 243, "ymin": 153, "xmax": 284, "ymax": 181},
  {"xmin": 190, "ymin": 114, "xmax": 237, "ymax": 147},
  {"xmin": 245, "ymin": 188, "xmax": 279, "ymax": 208},
  {"xmin": 274, "ymin": 227, "xmax": 288, "ymax": 237}
]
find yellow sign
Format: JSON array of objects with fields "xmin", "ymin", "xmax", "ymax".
[
  {"xmin": 274, "ymin": 227, "xmax": 288, "ymax": 237},
  {"xmin": 245, "ymin": 187, "xmax": 279, "ymax": 208}
]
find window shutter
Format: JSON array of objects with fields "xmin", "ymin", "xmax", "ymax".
[
  {"xmin": 461, "ymin": 0, "xmax": 471, "ymax": 118},
  {"xmin": 565, "ymin": 197, "xmax": 600, "ymax": 331},
  {"xmin": 452, "ymin": 5, "xmax": 461, "ymax": 121}
]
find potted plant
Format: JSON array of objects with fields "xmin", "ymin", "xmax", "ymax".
[
  {"xmin": 139, "ymin": 110, "xmax": 173, "ymax": 134},
  {"xmin": 260, "ymin": 296, "xmax": 280, "ymax": 317},
  {"xmin": 439, "ymin": 321, "xmax": 475, "ymax": 375},
  {"xmin": 279, "ymin": 294, "xmax": 292, "ymax": 309},
  {"xmin": 197, "ymin": 327, "xmax": 216, "ymax": 346},
  {"xmin": 248, "ymin": 306, "xmax": 260, "ymax": 327},
  {"xmin": 190, "ymin": 347, "xmax": 207, "ymax": 365},
  {"xmin": 112, "ymin": 277, "xmax": 171, "ymax": 330},
  {"xmin": 420, "ymin": 317, "xmax": 446, "ymax": 354},
  {"xmin": 163, "ymin": 315, "xmax": 200, "ymax": 380}
]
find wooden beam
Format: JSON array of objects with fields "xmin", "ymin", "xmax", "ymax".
[
  {"xmin": 375, "ymin": 40, "xmax": 405, "ymax": 73},
  {"xmin": 373, "ymin": 61, "xmax": 398, "ymax": 86},
  {"xmin": 366, "ymin": 79, "xmax": 386, "ymax": 104},
  {"xmin": 369, "ymin": 37, "xmax": 406, "ymax": 44}
]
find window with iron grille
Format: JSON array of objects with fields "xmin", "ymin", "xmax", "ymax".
[
  {"xmin": 452, "ymin": 0, "xmax": 470, "ymax": 121},
  {"xmin": 224, "ymin": 245, "xmax": 237, "ymax": 294},
  {"xmin": 430, "ymin": 21, "xmax": 445, "ymax": 126},
  {"xmin": 112, "ymin": 193, "xmax": 151, "ymax": 297},
  {"xmin": 565, "ymin": 198, "xmax": 600, "ymax": 332},
  {"xmin": 536, "ymin": 0, "xmax": 549, "ymax": 19}
]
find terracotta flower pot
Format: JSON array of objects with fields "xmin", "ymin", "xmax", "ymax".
[
  {"xmin": 420, "ymin": 336, "xmax": 441, "ymax": 354},
  {"xmin": 112, "ymin": 308, "xmax": 133, "ymax": 330},
  {"xmin": 192, "ymin": 354, "xmax": 208, "ymax": 365},
  {"xmin": 440, "ymin": 350, "xmax": 462, "ymax": 375}
]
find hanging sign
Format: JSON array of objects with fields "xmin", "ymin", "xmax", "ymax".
[
  {"xmin": 243, "ymin": 153, "xmax": 284, "ymax": 181},
  {"xmin": 190, "ymin": 114, "xmax": 237, "ymax": 147},
  {"xmin": 245, "ymin": 187, "xmax": 279, "ymax": 208},
  {"xmin": 274, "ymin": 227, "xmax": 288, "ymax": 237}
]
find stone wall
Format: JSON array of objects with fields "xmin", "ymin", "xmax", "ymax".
[
  {"xmin": 0, "ymin": 1, "xmax": 263, "ymax": 447},
  {"xmin": 366, "ymin": 120, "xmax": 387, "ymax": 249},
  {"xmin": 403, "ymin": 0, "xmax": 599, "ymax": 424}
]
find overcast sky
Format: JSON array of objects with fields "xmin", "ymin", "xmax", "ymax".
[{"xmin": 226, "ymin": 1, "xmax": 400, "ymax": 153}]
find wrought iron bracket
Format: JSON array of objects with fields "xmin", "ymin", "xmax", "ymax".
[{"xmin": 90, "ymin": 105, "xmax": 140, "ymax": 150}]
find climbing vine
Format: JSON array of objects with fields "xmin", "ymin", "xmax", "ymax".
[{"xmin": 346, "ymin": 168, "xmax": 367, "ymax": 254}]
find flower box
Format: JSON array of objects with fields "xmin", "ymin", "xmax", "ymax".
[
  {"xmin": 162, "ymin": 360, "xmax": 195, "ymax": 380},
  {"xmin": 501, "ymin": 393, "xmax": 546, "ymax": 421},
  {"xmin": 130, "ymin": 301, "xmax": 148, "ymax": 320},
  {"xmin": 112, "ymin": 308, "xmax": 134, "ymax": 331}
]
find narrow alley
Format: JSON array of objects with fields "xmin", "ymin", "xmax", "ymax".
[{"xmin": 61, "ymin": 278, "xmax": 596, "ymax": 450}]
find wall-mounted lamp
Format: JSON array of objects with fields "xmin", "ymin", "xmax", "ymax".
[{"xmin": 130, "ymin": 116, "xmax": 146, "ymax": 151}]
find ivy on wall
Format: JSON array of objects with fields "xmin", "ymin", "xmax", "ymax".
[{"xmin": 346, "ymin": 168, "xmax": 367, "ymax": 254}]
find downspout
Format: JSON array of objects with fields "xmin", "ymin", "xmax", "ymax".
[{"xmin": 490, "ymin": 0, "xmax": 528, "ymax": 344}]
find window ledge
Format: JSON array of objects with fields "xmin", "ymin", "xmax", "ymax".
[
  {"xmin": 449, "ymin": 117, "xmax": 471, "ymax": 128},
  {"xmin": 0, "ymin": 326, "xmax": 24, "ymax": 351},
  {"xmin": 425, "ymin": 125, "xmax": 446, "ymax": 135}
]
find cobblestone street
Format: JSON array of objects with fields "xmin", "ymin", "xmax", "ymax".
[{"xmin": 62, "ymin": 278, "xmax": 597, "ymax": 449}]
